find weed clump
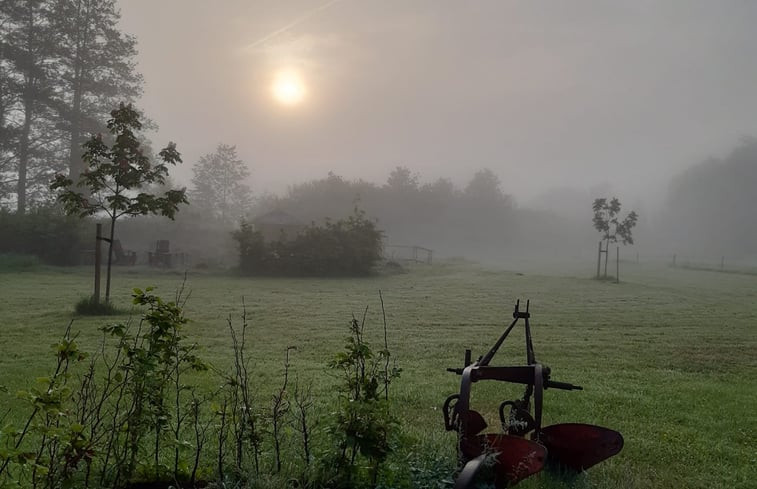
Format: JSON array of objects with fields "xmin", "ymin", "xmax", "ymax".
[{"xmin": 74, "ymin": 295, "xmax": 128, "ymax": 315}]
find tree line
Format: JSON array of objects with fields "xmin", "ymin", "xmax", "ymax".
[
  {"xmin": 0, "ymin": 0, "xmax": 141, "ymax": 213},
  {"xmin": 254, "ymin": 166, "xmax": 518, "ymax": 259},
  {"xmin": 659, "ymin": 137, "xmax": 757, "ymax": 257}
]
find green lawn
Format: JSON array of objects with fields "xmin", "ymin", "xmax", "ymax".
[{"xmin": 0, "ymin": 260, "xmax": 755, "ymax": 488}]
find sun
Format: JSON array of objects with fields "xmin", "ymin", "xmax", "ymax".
[{"xmin": 271, "ymin": 69, "xmax": 306, "ymax": 106}]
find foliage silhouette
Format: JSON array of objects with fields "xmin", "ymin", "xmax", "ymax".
[{"xmin": 51, "ymin": 103, "xmax": 187, "ymax": 303}]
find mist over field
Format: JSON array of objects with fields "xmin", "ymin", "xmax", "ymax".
[
  {"xmin": 2, "ymin": 3, "xmax": 757, "ymax": 488},
  {"xmin": 3, "ymin": 1, "xmax": 757, "ymax": 268}
]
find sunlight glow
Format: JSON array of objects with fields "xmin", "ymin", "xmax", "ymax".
[{"xmin": 271, "ymin": 69, "xmax": 306, "ymax": 106}]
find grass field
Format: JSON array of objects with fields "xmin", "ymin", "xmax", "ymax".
[{"xmin": 0, "ymin": 259, "xmax": 755, "ymax": 488}]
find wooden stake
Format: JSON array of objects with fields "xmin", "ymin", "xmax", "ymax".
[
  {"xmin": 596, "ymin": 241, "xmax": 602, "ymax": 278},
  {"xmin": 94, "ymin": 223, "xmax": 102, "ymax": 304}
]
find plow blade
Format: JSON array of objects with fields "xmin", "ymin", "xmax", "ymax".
[
  {"xmin": 539, "ymin": 423, "xmax": 623, "ymax": 471},
  {"xmin": 458, "ymin": 434, "xmax": 547, "ymax": 488}
]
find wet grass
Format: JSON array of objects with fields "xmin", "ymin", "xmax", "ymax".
[{"xmin": 0, "ymin": 260, "xmax": 755, "ymax": 488}]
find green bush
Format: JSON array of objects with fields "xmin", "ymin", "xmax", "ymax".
[
  {"xmin": 233, "ymin": 207, "xmax": 384, "ymax": 276},
  {"xmin": 0, "ymin": 207, "xmax": 86, "ymax": 265},
  {"xmin": 321, "ymin": 316, "xmax": 401, "ymax": 488},
  {"xmin": 0, "ymin": 253, "xmax": 41, "ymax": 271}
]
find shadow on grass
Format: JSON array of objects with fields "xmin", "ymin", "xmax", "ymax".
[{"xmin": 74, "ymin": 295, "xmax": 131, "ymax": 316}]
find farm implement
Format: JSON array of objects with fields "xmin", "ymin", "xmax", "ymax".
[{"xmin": 443, "ymin": 300, "xmax": 623, "ymax": 488}]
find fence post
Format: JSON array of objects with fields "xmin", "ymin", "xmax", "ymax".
[
  {"xmin": 94, "ymin": 223, "xmax": 102, "ymax": 305},
  {"xmin": 616, "ymin": 246, "xmax": 620, "ymax": 284}
]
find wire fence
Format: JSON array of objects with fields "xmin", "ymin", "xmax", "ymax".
[{"xmin": 384, "ymin": 245, "xmax": 433, "ymax": 264}]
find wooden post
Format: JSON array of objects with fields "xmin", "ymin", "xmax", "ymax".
[
  {"xmin": 94, "ymin": 223, "xmax": 102, "ymax": 305},
  {"xmin": 616, "ymin": 246, "xmax": 620, "ymax": 284},
  {"xmin": 596, "ymin": 241, "xmax": 602, "ymax": 278}
]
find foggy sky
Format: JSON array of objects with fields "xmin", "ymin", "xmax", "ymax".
[{"xmin": 118, "ymin": 0, "xmax": 757, "ymax": 206}]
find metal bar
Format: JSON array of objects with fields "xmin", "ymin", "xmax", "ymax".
[
  {"xmin": 458, "ymin": 366, "xmax": 474, "ymax": 435},
  {"xmin": 533, "ymin": 364, "xmax": 543, "ymax": 434},
  {"xmin": 471, "ymin": 366, "xmax": 536, "ymax": 384},
  {"xmin": 478, "ymin": 315, "xmax": 520, "ymax": 366},
  {"xmin": 525, "ymin": 300, "xmax": 536, "ymax": 364}
]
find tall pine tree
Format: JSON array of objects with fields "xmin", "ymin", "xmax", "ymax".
[
  {"xmin": 0, "ymin": 0, "xmax": 62, "ymax": 213},
  {"xmin": 52, "ymin": 0, "xmax": 143, "ymax": 182}
]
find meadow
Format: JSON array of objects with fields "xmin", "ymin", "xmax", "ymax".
[{"xmin": 0, "ymin": 259, "xmax": 755, "ymax": 488}]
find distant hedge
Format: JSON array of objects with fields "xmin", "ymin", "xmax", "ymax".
[
  {"xmin": 233, "ymin": 208, "xmax": 383, "ymax": 276},
  {"xmin": 0, "ymin": 208, "xmax": 86, "ymax": 265}
]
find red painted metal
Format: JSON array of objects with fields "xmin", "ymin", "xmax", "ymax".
[
  {"xmin": 461, "ymin": 434, "xmax": 547, "ymax": 487},
  {"xmin": 539, "ymin": 423, "xmax": 624, "ymax": 471},
  {"xmin": 444, "ymin": 300, "xmax": 623, "ymax": 488}
]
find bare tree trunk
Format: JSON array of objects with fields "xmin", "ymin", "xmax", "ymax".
[
  {"xmin": 67, "ymin": 93, "xmax": 84, "ymax": 180},
  {"xmin": 603, "ymin": 239, "xmax": 609, "ymax": 278},
  {"xmin": 67, "ymin": 0, "xmax": 90, "ymax": 184},
  {"xmin": 15, "ymin": 99, "xmax": 32, "ymax": 214}
]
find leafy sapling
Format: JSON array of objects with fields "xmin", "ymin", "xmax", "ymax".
[{"xmin": 51, "ymin": 103, "xmax": 188, "ymax": 303}]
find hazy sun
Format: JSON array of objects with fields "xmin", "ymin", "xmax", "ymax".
[{"xmin": 271, "ymin": 69, "xmax": 306, "ymax": 106}]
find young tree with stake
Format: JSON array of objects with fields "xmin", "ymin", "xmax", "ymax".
[
  {"xmin": 51, "ymin": 103, "xmax": 188, "ymax": 303},
  {"xmin": 592, "ymin": 197, "xmax": 638, "ymax": 279}
]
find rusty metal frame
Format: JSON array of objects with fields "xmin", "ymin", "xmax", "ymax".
[{"xmin": 444, "ymin": 300, "xmax": 621, "ymax": 488}]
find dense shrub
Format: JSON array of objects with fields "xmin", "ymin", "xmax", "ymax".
[
  {"xmin": 0, "ymin": 207, "xmax": 86, "ymax": 265},
  {"xmin": 233, "ymin": 208, "xmax": 384, "ymax": 276}
]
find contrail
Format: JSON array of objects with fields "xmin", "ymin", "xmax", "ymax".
[{"xmin": 242, "ymin": 0, "xmax": 343, "ymax": 52}]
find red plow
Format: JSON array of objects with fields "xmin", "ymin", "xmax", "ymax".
[{"xmin": 443, "ymin": 300, "xmax": 623, "ymax": 487}]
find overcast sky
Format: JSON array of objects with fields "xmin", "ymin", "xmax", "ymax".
[{"xmin": 119, "ymin": 0, "xmax": 757, "ymax": 206}]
